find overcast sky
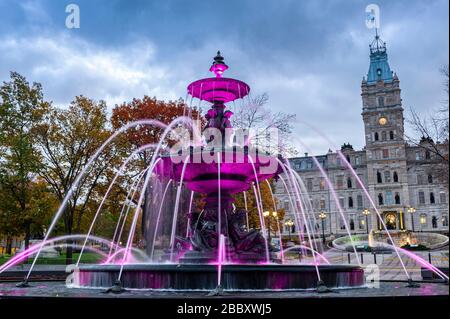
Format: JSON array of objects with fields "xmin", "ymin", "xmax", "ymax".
[{"xmin": 0, "ymin": 0, "xmax": 448, "ymax": 155}]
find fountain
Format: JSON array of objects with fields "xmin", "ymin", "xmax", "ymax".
[{"xmin": 71, "ymin": 52, "xmax": 365, "ymax": 292}]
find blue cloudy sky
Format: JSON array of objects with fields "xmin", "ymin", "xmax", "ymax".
[{"xmin": 0, "ymin": 0, "xmax": 448, "ymax": 154}]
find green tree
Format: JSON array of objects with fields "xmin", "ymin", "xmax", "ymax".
[
  {"xmin": 35, "ymin": 96, "xmax": 116, "ymax": 264},
  {"xmin": 0, "ymin": 72, "xmax": 49, "ymax": 251}
]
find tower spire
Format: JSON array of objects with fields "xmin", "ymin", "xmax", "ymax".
[{"xmin": 366, "ymin": 29, "xmax": 393, "ymax": 84}]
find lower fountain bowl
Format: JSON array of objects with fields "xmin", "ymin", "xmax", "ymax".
[{"xmin": 74, "ymin": 264, "xmax": 365, "ymax": 290}]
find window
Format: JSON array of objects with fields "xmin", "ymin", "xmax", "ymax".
[
  {"xmin": 415, "ymin": 151, "xmax": 421, "ymax": 160},
  {"xmin": 348, "ymin": 197, "xmax": 354, "ymax": 208},
  {"xmin": 374, "ymin": 132, "xmax": 379, "ymax": 141},
  {"xmin": 378, "ymin": 96, "xmax": 384, "ymax": 107},
  {"xmin": 336, "ymin": 176, "xmax": 343, "ymax": 188},
  {"xmin": 420, "ymin": 214, "xmax": 427, "ymax": 227},
  {"xmin": 320, "ymin": 198, "xmax": 326, "ymax": 210},
  {"xmin": 381, "ymin": 131, "xmax": 387, "ymax": 141},
  {"xmin": 440, "ymin": 192, "xmax": 447, "ymax": 204},
  {"xmin": 340, "ymin": 217, "xmax": 346, "ymax": 230},
  {"xmin": 393, "ymin": 171, "xmax": 399, "ymax": 183},
  {"xmin": 357, "ymin": 195, "xmax": 363, "ymax": 209},
  {"xmin": 319, "ymin": 178, "xmax": 326, "ymax": 190},
  {"xmin": 347, "ymin": 177, "xmax": 352, "ymax": 189},
  {"xmin": 336, "ymin": 157, "xmax": 341, "ymax": 167},
  {"xmin": 386, "ymin": 191, "xmax": 393, "ymax": 205},
  {"xmin": 389, "ymin": 131, "xmax": 394, "ymax": 140},
  {"xmin": 442, "ymin": 214, "xmax": 449, "ymax": 227},
  {"xmin": 418, "ymin": 191, "xmax": 425, "ymax": 205},
  {"xmin": 306, "ymin": 178, "xmax": 313, "ymax": 192},
  {"xmin": 378, "ymin": 193, "xmax": 384, "ymax": 205},
  {"xmin": 428, "ymin": 174, "xmax": 433, "ymax": 184},
  {"xmin": 425, "ymin": 151, "xmax": 431, "ymax": 160},
  {"xmin": 346, "ymin": 155, "xmax": 351, "ymax": 163},
  {"xmin": 339, "ymin": 197, "xmax": 345, "ymax": 208},
  {"xmin": 384, "ymin": 171, "xmax": 391, "ymax": 183},
  {"xmin": 377, "ymin": 171, "xmax": 382, "ymax": 183},
  {"xmin": 382, "ymin": 149, "xmax": 389, "ymax": 158},
  {"xmin": 349, "ymin": 217, "xmax": 355, "ymax": 231},
  {"xmin": 417, "ymin": 174, "xmax": 424, "ymax": 185},
  {"xmin": 430, "ymin": 192, "xmax": 435, "ymax": 204},
  {"xmin": 358, "ymin": 216, "xmax": 365, "ymax": 230},
  {"xmin": 395, "ymin": 193, "xmax": 401, "ymax": 205},
  {"xmin": 432, "ymin": 216, "xmax": 438, "ymax": 229},
  {"xmin": 355, "ymin": 156, "xmax": 361, "ymax": 165}
]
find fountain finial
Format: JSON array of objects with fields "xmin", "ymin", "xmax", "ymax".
[{"xmin": 210, "ymin": 50, "xmax": 228, "ymax": 77}]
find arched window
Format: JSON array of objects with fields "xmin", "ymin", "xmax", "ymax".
[
  {"xmin": 420, "ymin": 214, "xmax": 427, "ymax": 227},
  {"xmin": 348, "ymin": 197, "xmax": 354, "ymax": 208},
  {"xmin": 430, "ymin": 192, "xmax": 435, "ymax": 204},
  {"xmin": 432, "ymin": 216, "xmax": 438, "ymax": 229},
  {"xmin": 389, "ymin": 131, "xmax": 394, "ymax": 140},
  {"xmin": 347, "ymin": 177, "xmax": 352, "ymax": 189},
  {"xmin": 425, "ymin": 151, "xmax": 431, "ymax": 159},
  {"xmin": 395, "ymin": 193, "xmax": 401, "ymax": 205},
  {"xmin": 384, "ymin": 171, "xmax": 391, "ymax": 183},
  {"xmin": 350, "ymin": 218, "xmax": 355, "ymax": 230},
  {"xmin": 428, "ymin": 174, "xmax": 433, "ymax": 184},
  {"xmin": 381, "ymin": 131, "xmax": 387, "ymax": 141},
  {"xmin": 378, "ymin": 193, "xmax": 384, "ymax": 205},
  {"xmin": 374, "ymin": 132, "xmax": 379, "ymax": 141},
  {"xmin": 393, "ymin": 171, "xmax": 399, "ymax": 183},
  {"xmin": 377, "ymin": 171, "xmax": 382, "ymax": 183},
  {"xmin": 378, "ymin": 96, "xmax": 384, "ymax": 106}
]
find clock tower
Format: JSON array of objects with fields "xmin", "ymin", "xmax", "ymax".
[{"xmin": 361, "ymin": 34, "xmax": 410, "ymax": 231}]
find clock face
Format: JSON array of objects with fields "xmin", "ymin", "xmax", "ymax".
[{"xmin": 379, "ymin": 117, "xmax": 388, "ymax": 125}]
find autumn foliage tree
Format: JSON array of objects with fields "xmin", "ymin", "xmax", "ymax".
[
  {"xmin": 111, "ymin": 96, "xmax": 202, "ymax": 236},
  {"xmin": 35, "ymin": 96, "xmax": 116, "ymax": 264}
]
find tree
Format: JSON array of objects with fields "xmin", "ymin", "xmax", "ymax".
[
  {"xmin": 406, "ymin": 65, "xmax": 449, "ymax": 187},
  {"xmin": 231, "ymin": 93, "xmax": 297, "ymax": 157},
  {"xmin": 0, "ymin": 72, "xmax": 50, "ymax": 250},
  {"xmin": 35, "ymin": 96, "xmax": 116, "ymax": 264},
  {"xmin": 111, "ymin": 96, "xmax": 202, "ymax": 237},
  {"xmin": 111, "ymin": 96, "xmax": 202, "ymax": 169}
]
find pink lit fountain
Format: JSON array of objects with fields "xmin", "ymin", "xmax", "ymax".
[{"xmin": 72, "ymin": 52, "xmax": 365, "ymax": 292}]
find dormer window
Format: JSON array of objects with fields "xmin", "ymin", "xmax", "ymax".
[{"xmin": 377, "ymin": 68, "xmax": 382, "ymax": 77}]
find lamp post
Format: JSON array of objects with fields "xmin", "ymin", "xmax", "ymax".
[
  {"xmin": 362, "ymin": 209, "xmax": 371, "ymax": 234},
  {"xmin": 284, "ymin": 219, "xmax": 294, "ymax": 241},
  {"xmin": 407, "ymin": 207, "xmax": 416, "ymax": 232},
  {"xmin": 318, "ymin": 211, "xmax": 327, "ymax": 244},
  {"xmin": 263, "ymin": 211, "xmax": 278, "ymax": 242}
]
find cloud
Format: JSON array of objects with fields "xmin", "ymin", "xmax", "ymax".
[
  {"xmin": 0, "ymin": 0, "xmax": 448, "ymax": 156},
  {"xmin": 0, "ymin": 33, "xmax": 180, "ymax": 108}
]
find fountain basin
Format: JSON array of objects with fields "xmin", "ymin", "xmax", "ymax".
[
  {"xmin": 74, "ymin": 264, "xmax": 365, "ymax": 290},
  {"xmin": 156, "ymin": 149, "xmax": 283, "ymax": 194}
]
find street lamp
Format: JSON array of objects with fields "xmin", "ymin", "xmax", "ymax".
[
  {"xmin": 263, "ymin": 211, "xmax": 278, "ymax": 242},
  {"xmin": 362, "ymin": 209, "xmax": 371, "ymax": 234},
  {"xmin": 407, "ymin": 207, "xmax": 416, "ymax": 232},
  {"xmin": 284, "ymin": 219, "xmax": 294, "ymax": 240},
  {"xmin": 318, "ymin": 211, "xmax": 327, "ymax": 244}
]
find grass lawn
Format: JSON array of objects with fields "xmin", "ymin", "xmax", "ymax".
[{"xmin": 0, "ymin": 252, "xmax": 104, "ymax": 266}]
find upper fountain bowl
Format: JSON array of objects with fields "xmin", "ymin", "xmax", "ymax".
[
  {"xmin": 187, "ymin": 51, "xmax": 250, "ymax": 104},
  {"xmin": 187, "ymin": 77, "xmax": 250, "ymax": 104}
]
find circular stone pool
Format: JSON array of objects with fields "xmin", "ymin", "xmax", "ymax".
[{"xmin": 74, "ymin": 264, "xmax": 365, "ymax": 290}]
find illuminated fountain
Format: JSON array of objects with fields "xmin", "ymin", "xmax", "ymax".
[
  {"xmin": 10, "ymin": 52, "xmax": 449, "ymax": 293},
  {"xmin": 65, "ymin": 52, "xmax": 364, "ymax": 292}
]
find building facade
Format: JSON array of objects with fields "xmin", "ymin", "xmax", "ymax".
[{"xmin": 275, "ymin": 35, "xmax": 449, "ymax": 238}]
